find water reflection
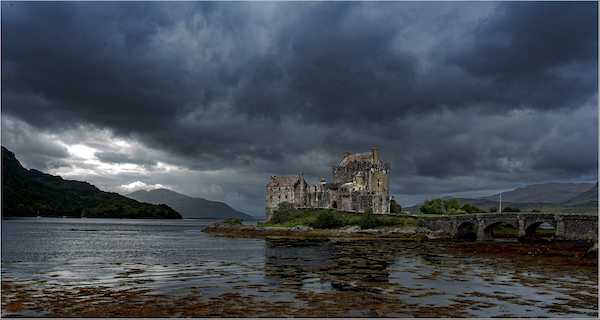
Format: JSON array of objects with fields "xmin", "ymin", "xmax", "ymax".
[
  {"xmin": 2, "ymin": 219, "xmax": 597, "ymax": 318},
  {"xmin": 264, "ymin": 238, "xmax": 393, "ymax": 287}
]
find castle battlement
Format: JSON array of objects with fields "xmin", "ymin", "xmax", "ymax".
[{"xmin": 265, "ymin": 147, "xmax": 390, "ymax": 221}]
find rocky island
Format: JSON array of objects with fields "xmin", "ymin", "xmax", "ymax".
[{"xmin": 202, "ymin": 218, "xmax": 448, "ymax": 240}]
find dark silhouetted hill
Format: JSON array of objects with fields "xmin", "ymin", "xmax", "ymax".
[
  {"xmin": 2, "ymin": 146, "xmax": 181, "ymax": 219},
  {"xmin": 127, "ymin": 188, "xmax": 252, "ymax": 219}
]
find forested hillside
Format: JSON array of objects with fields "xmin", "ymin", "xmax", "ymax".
[{"xmin": 2, "ymin": 146, "xmax": 181, "ymax": 219}]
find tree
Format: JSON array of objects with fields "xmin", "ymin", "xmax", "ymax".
[
  {"xmin": 420, "ymin": 198, "xmax": 444, "ymax": 214},
  {"xmin": 502, "ymin": 206, "xmax": 520, "ymax": 212},
  {"xmin": 443, "ymin": 199, "xmax": 460, "ymax": 213},
  {"xmin": 461, "ymin": 203, "xmax": 484, "ymax": 214},
  {"xmin": 488, "ymin": 206, "xmax": 498, "ymax": 213},
  {"xmin": 390, "ymin": 196, "xmax": 402, "ymax": 214}
]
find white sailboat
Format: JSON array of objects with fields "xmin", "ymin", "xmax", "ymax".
[
  {"xmin": 81, "ymin": 209, "xmax": 87, "ymax": 219},
  {"xmin": 37, "ymin": 210, "xmax": 41, "ymax": 218}
]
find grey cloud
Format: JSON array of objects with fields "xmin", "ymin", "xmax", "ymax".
[
  {"xmin": 1, "ymin": 2, "xmax": 597, "ymax": 213},
  {"xmin": 1, "ymin": 116, "xmax": 71, "ymax": 170},
  {"xmin": 94, "ymin": 151, "xmax": 158, "ymax": 167}
]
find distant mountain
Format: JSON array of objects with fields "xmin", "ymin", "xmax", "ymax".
[
  {"xmin": 2, "ymin": 146, "xmax": 181, "ymax": 219},
  {"xmin": 404, "ymin": 197, "xmax": 597, "ymax": 215},
  {"xmin": 402, "ymin": 181, "xmax": 598, "ymax": 215},
  {"xmin": 562, "ymin": 182, "xmax": 598, "ymax": 206},
  {"xmin": 127, "ymin": 188, "xmax": 252, "ymax": 219},
  {"xmin": 477, "ymin": 182, "xmax": 595, "ymax": 204}
]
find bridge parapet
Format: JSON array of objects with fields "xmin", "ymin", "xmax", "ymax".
[{"xmin": 420, "ymin": 212, "xmax": 597, "ymax": 242}]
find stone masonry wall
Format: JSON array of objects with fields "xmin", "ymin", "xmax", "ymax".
[{"xmin": 421, "ymin": 213, "xmax": 598, "ymax": 242}]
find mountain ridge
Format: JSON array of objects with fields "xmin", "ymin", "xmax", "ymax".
[
  {"xmin": 562, "ymin": 182, "xmax": 598, "ymax": 206},
  {"xmin": 477, "ymin": 182, "xmax": 595, "ymax": 204},
  {"xmin": 127, "ymin": 188, "xmax": 252, "ymax": 219},
  {"xmin": 403, "ymin": 181, "xmax": 598, "ymax": 214}
]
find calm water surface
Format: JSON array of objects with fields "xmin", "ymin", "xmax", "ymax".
[{"xmin": 2, "ymin": 218, "xmax": 597, "ymax": 317}]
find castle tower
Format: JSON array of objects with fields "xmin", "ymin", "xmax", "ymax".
[{"xmin": 266, "ymin": 148, "xmax": 391, "ymax": 219}]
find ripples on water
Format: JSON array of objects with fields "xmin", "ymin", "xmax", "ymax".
[{"xmin": 2, "ymin": 218, "xmax": 597, "ymax": 317}]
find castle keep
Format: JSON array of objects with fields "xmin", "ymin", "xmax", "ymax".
[{"xmin": 265, "ymin": 147, "xmax": 390, "ymax": 221}]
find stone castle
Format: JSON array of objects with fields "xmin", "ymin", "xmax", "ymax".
[{"xmin": 265, "ymin": 147, "xmax": 390, "ymax": 221}]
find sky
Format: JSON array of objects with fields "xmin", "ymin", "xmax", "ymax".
[{"xmin": 2, "ymin": 1, "xmax": 598, "ymax": 217}]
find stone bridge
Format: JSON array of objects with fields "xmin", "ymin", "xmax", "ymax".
[{"xmin": 420, "ymin": 213, "xmax": 597, "ymax": 242}]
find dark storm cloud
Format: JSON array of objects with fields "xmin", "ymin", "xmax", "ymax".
[
  {"xmin": 445, "ymin": 1, "xmax": 598, "ymax": 111},
  {"xmin": 2, "ymin": 1, "xmax": 597, "ymax": 210}
]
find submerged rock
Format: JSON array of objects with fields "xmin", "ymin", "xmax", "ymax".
[
  {"xmin": 340, "ymin": 225, "xmax": 361, "ymax": 232},
  {"xmin": 394, "ymin": 226, "xmax": 433, "ymax": 235},
  {"xmin": 583, "ymin": 243, "xmax": 598, "ymax": 260},
  {"xmin": 291, "ymin": 225, "xmax": 314, "ymax": 232},
  {"xmin": 331, "ymin": 279, "xmax": 393, "ymax": 294},
  {"xmin": 205, "ymin": 220, "xmax": 243, "ymax": 229}
]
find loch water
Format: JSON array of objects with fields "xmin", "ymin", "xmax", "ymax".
[{"xmin": 1, "ymin": 217, "xmax": 597, "ymax": 317}]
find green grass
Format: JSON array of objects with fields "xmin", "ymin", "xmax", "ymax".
[{"xmin": 258, "ymin": 208, "xmax": 422, "ymax": 230}]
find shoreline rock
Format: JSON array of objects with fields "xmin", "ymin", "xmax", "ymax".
[{"xmin": 202, "ymin": 220, "xmax": 451, "ymax": 239}]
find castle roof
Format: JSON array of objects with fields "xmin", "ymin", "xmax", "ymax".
[
  {"xmin": 337, "ymin": 151, "xmax": 382, "ymax": 166},
  {"xmin": 266, "ymin": 176, "xmax": 301, "ymax": 187}
]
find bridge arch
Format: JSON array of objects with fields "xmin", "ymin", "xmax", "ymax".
[
  {"xmin": 522, "ymin": 214, "xmax": 557, "ymax": 238},
  {"xmin": 524, "ymin": 221, "xmax": 556, "ymax": 238},
  {"xmin": 477, "ymin": 215, "xmax": 520, "ymax": 241},
  {"xmin": 456, "ymin": 221, "xmax": 478, "ymax": 239},
  {"xmin": 420, "ymin": 213, "xmax": 597, "ymax": 242},
  {"xmin": 479, "ymin": 221, "xmax": 518, "ymax": 241}
]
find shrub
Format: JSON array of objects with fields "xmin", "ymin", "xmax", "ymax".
[
  {"xmin": 271, "ymin": 202, "xmax": 295, "ymax": 224},
  {"xmin": 359, "ymin": 208, "xmax": 379, "ymax": 229},
  {"xmin": 502, "ymin": 206, "xmax": 520, "ymax": 212},
  {"xmin": 225, "ymin": 218, "xmax": 243, "ymax": 225},
  {"xmin": 488, "ymin": 206, "xmax": 498, "ymax": 213},
  {"xmin": 461, "ymin": 203, "xmax": 484, "ymax": 214},
  {"xmin": 376, "ymin": 215, "xmax": 421, "ymax": 228},
  {"xmin": 447, "ymin": 208, "xmax": 468, "ymax": 215},
  {"xmin": 310, "ymin": 209, "xmax": 342, "ymax": 229}
]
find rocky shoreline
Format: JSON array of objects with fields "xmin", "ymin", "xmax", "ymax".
[
  {"xmin": 202, "ymin": 220, "xmax": 598, "ymax": 262},
  {"xmin": 202, "ymin": 219, "xmax": 452, "ymax": 239}
]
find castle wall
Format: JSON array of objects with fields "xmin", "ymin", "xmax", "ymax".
[
  {"xmin": 265, "ymin": 175, "xmax": 306, "ymax": 221},
  {"xmin": 266, "ymin": 185, "xmax": 296, "ymax": 221},
  {"xmin": 265, "ymin": 149, "xmax": 391, "ymax": 220}
]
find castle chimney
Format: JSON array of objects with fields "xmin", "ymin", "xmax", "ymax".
[
  {"xmin": 372, "ymin": 147, "xmax": 379, "ymax": 161},
  {"xmin": 343, "ymin": 152, "xmax": 351, "ymax": 158}
]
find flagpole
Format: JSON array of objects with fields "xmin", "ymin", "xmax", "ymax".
[{"xmin": 498, "ymin": 193, "xmax": 502, "ymax": 213}]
